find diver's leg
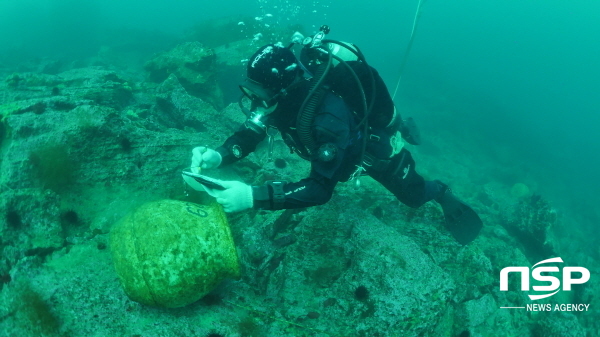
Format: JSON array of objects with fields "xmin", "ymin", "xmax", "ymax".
[
  {"xmin": 366, "ymin": 148, "xmax": 444, "ymax": 208},
  {"xmin": 367, "ymin": 149, "xmax": 482, "ymax": 244}
]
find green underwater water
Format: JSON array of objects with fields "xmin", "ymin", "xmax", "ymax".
[{"xmin": 0, "ymin": 0, "xmax": 598, "ymax": 336}]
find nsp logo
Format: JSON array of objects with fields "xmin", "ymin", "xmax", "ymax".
[{"xmin": 500, "ymin": 257, "xmax": 590, "ymax": 300}]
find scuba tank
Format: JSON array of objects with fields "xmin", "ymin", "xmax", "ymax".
[
  {"xmin": 292, "ymin": 26, "xmax": 420, "ymax": 161},
  {"xmin": 291, "ymin": 25, "xmax": 397, "ymax": 177},
  {"xmin": 293, "ymin": 26, "xmax": 374, "ymax": 160}
]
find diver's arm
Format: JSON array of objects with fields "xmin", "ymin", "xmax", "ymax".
[
  {"xmin": 252, "ymin": 170, "xmax": 338, "ymax": 210},
  {"xmin": 215, "ymin": 123, "xmax": 267, "ymax": 166},
  {"xmin": 250, "ymin": 94, "xmax": 355, "ymax": 209}
]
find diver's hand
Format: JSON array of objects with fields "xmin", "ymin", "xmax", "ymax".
[
  {"xmin": 191, "ymin": 147, "xmax": 222, "ymax": 173},
  {"xmin": 209, "ymin": 181, "xmax": 253, "ymax": 213}
]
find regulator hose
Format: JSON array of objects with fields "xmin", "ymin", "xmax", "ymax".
[
  {"xmin": 296, "ymin": 50, "xmax": 333, "ymax": 156},
  {"xmin": 296, "ymin": 38, "xmax": 377, "ymax": 172},
  {"xmin": 322, "ymin": 39, "xmax": 376, "ymax": 129},
  {"xmin": 321, "ymin": 40, "xmax": 377, "ymax": 173}
]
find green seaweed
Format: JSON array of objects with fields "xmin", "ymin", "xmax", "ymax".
[
  {"xmin": 0, "ymin": 102, "xmax": 23, "ymax": 121},
  {"xmin": 5, "ymin": 209, "xmax": 22, "ymax": 229},
  {"xmin": 237, "ymin": 315, "xmax": 263, "ymax": 337},
  {"xmin": 14, "ymin": 282, "xmax": 61, "ymax": 336},
  {"xmin": 29, "ymin": 144, "xmax": 75, "ymax": 193},
  {"xmin": 5, "ymin": 73, "xmax": 21, "ymax": 88}
]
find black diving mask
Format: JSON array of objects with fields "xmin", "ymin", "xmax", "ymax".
[
  {"xmin": 239, "ymin": 80, "xmax": 280, "ymax": 114},
  {"xmin": 238, "ymin": 80, "xmax": 281, "ymax": 133}
]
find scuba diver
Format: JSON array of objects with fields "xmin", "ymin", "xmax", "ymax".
[{"xmin": 183, "ymin": 27, "xmax": 482, "ymax": 245}]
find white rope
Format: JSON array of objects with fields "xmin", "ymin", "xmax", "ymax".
[{"xmin": 392, "ymin": 0, "xmax": 425, "ymax": 100}]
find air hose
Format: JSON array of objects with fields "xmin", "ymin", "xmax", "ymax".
[
  {"xmin": 323, "ymin": 40, "xmax": 376, "ymax": 130},
  {"xmin": 296, "ymin": 35, "xmax": 377, "ymax": 175},
  {"xmin": 296, "ymin": 50, "xmax": 332, "ymax": 156},
  {"xmin": 318, "ymin": 40, "xmax": 376, "ymax": 176}
]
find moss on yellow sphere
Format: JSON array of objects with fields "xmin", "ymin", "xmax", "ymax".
[
  {"xmin": 110, "ymin": 200, "xmax": 240, "ymax": 308},
  {"xmin": 510, "ymin": 183, "xmax": 531, "ymax": 199}
]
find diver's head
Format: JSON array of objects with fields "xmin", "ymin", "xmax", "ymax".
[{"xmin": 239, "ymin": 44, "xmax": 301, "ymax": 112}]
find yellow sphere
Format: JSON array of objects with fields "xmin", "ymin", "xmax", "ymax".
[{"xmin": 110, "ymin": 200, "xmax": 240, "ymax": 308}]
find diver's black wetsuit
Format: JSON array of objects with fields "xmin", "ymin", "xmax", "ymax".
[{"xmin": 215, "ymin": 80, "xmax": 443, "ymax": 211}]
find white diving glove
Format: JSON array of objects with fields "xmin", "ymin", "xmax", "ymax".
[
  {"xmin": 182, "ymin": 175, "xmax": 253, "ymax": 213},
  {"xmin": 210, "ymin": 180, "xmax": 253, "ymax": 213},
  {"xmin": 191, "ymin": 146, "xmax": 222, "ymax": 173}
]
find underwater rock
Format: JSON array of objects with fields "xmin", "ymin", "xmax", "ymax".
[
  {"xmin": 457, "ymin": 293, "xmax": 523, "ymax": 336},
  {"xmin": 2, "ymin": 281, "xmax": 61, "ymax": 336},
  {"xmin": 534, "ymin": 312, "xmax": 586, "ymax": 337},
  {"xmin": 59, "ymin": 68, "xmax": 133, "ymax": 109},
  {"xmin": 0, "ymin": 64, "xmax": 239, "ymax": 242},
  {"xmin": 4, "ymin": 72, "xmax": 62, "ymax": 89},
  {"xmin": 510, "ymin": 182, "xmax": 530, "ymax": 199},
  {"xmin": 504, "ymin": 195, "xmax": 556, "ymax": 261},
  {"xmin": 237, "ymin": 195, "xmax": 456, "ymax": 336},
  {"xmin": 144, "ymin": 42, "xmax": 224, "ymax": 109},
  {"xmin": 153, "ymin": 73, "xmax": 223, "ymax": 132},
  {"xmin": 110, "ymin": 200, "xmax": 240, "ymax": 308},
  {"xmin": 0, "ymin": 188, "xmax": 63, "ymax": 258},
  {"xmin": 463, "ymin": 294, "xmax": 497, "ymax": 327}
]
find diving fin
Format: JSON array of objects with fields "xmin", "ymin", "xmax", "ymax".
[{"xmin": 436, "ymin": 190, "xmax": 483, "ymax": 245}]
